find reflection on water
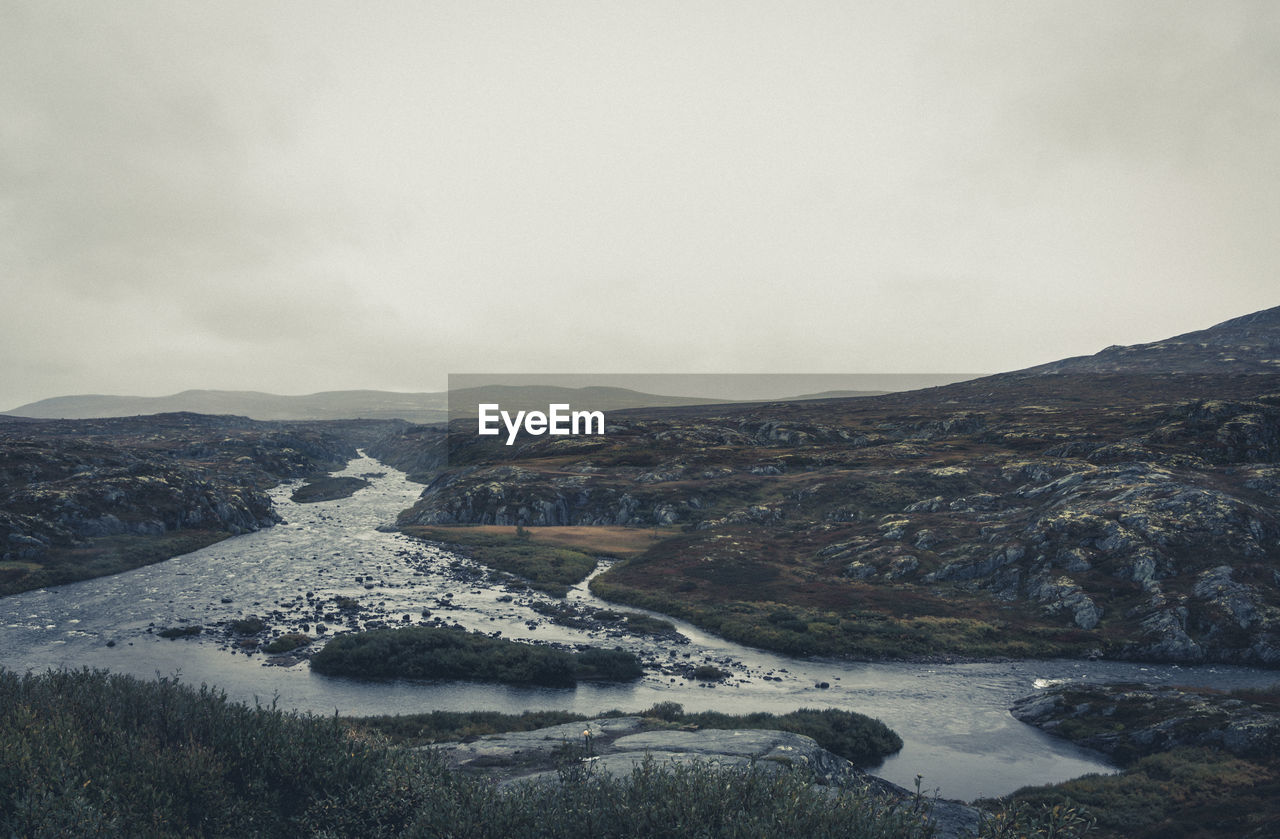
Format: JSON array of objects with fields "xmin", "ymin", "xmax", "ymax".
[{"xmin": 2, "ymin": 455, "xmax": 1276, "ymax": 801}]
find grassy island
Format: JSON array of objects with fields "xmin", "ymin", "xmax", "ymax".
[
  {"xmin": 309, "ymin": 625, "xmax": 642, "ymax": 687},
  {"xmin": 290, "ymin": 475, "xmax": 371, "ymax": 503}
]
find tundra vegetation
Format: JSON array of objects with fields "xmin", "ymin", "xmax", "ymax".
[
  {"xmin": 401, "ymin": 526, "xmax": 600, "ymax": 597},
  {"xmin": 308, "ymin": 625, "xmax": 643, "ymax": 686},
  {"xmin": 1000, "ymin": 681, "xmax": 1280, "ymax": 839},
  {"xmin": 383, "ymin": 367, "xmax": 1280, "ymax": 667},
  {"xmin": 1, "ymin": 668, "xmax": 1093, "ymax": 839}
]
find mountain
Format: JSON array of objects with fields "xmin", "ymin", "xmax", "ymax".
[
  {"xmin": 1018, "ymin": 305, "xmax": 1280, "ymax": 376},
  {"xmin": 5, "ymin": 383, "xmax": 910, "ymax": 424},
  {"xmin": 446, "ymin": 385, "xmax": 740, "ymax": 415},
  {"xmin": 783, "ymin": 390, "xmax": 890, "ymax": 401},
  {"xmin": 380, "ymin": 303, "xmax": 1280, "ymax": 668}
]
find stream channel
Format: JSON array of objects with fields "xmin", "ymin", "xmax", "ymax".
[{"xmin": 3, "ymin": 454, "xmax": 1276, "ymax": 802}]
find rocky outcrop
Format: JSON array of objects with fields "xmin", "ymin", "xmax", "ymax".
[
  {"xmin": 1011, "ymin": 682, "xmax": 1280, "ymax": 764},
  {"xmin": 0, "ymin": 413, "xmax": 362, "ymax": 593},
  {"xmin": 398, "ymin": 465, "xmax": 716, "ymax": 528},
  {"xmin": 1020, "ymin": 304, "xmax": 1280, "ymax": 376},
  {"xmin": 429, "ymin": 717, "xmax": 979, "ymax": 838},
  {"xmin": 365, "ymin": 423, "xmax": 449, "ymax": 483}
]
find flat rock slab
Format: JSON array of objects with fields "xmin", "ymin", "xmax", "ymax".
[{"xmin": 425, "ymin": 717, "xmax": 979, "ymax": 839}]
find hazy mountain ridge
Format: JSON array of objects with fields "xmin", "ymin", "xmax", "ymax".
[
  {"xmin": 3, "ymin": 389, "xmax": 449, "ymax": 424},
  {"xmin": 5, "ymin": 384, "xmax": 899, "ymax": 424},
  {"xmin": 447, "ymin": 385, "xmax": 736, "ymax": 415}
]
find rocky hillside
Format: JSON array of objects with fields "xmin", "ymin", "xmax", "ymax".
[
  {"xmin": 365, "ymin": 422, "xmax": 449, "ymax": 483},
  {"xmin": 380, "ymin": 306, "xmax": 1280, "ymax": 666},
  {"xmin": 0, "ymin": 413, "xmax": 384, "ymax": 594},
  {"xmin": 1019, "ymin": 305, "xmax": 1280, "ymax": 375}
]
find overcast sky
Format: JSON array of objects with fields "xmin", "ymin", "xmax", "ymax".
[{"xmin": 2, "ymin": 1, "xmax": 1277, "ymax": 408}]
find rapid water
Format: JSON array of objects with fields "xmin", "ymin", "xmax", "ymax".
[{"xmin": 2, "ymin": 454, "xmax": 1276, "ymax": 801}]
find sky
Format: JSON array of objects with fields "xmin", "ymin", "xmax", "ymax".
[{"xmin": 2, "ymin": 1, "xmax": 1278, "ymax": 409}]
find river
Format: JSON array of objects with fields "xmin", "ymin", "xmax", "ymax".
[{"xmin": 2, "ymin": 454, "xmax": 1276, "ymax": 802}]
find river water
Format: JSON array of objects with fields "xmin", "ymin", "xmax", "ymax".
[{"xmin": 2, "ymin": 454, "xmax": 1276, "ymax": 802}]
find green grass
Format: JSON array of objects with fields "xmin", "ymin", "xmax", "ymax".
[
  {"xmin": 402, "ymin": 527, "xmax": 598, "ymax": 597},
  {"xmin": 309, "ymin": 625, "xmax": 642, "ymax": 687}
]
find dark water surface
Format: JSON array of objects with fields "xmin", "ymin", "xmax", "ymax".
[{"xmin": 2, "ymin": 455, "xmax": 1275, "ymax": 801}]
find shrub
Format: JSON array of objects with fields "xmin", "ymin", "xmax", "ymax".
[
  {"xmin": 644, "ymin": 701, "xmax": 685, "ymax": 722},
  {"xmin": 309, "ymin": 626, "xmax": 642, "ymax": 687},
  {"xmin": 263, "ymin": 633, "xmax": 311, "ymax": 654},
  {"xmin": 0, "ymin": 669, "xmax": 934, "ymax": 839},
  {"xmin": 572, "ymin": 647, "xmax": 644, "ymax": 681},
  {"xmin": 671, "ymin": 706, "xmax": 903, "ymax": 768},
  {"xmin": 230, "ymin": 616, "xmax": 265, "ymax": 635},
  {"xmin": 0, "ymin": 668, "xmax": 431, "ymax": 838},
  {"xmin": 404, "ymin": 757, "xmax": 938, "ymax": 839}
]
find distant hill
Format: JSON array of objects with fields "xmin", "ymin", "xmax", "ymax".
[
  {"xmin": 446, "ymin": 385, "xmax": 729, "ymax": 416},
  {"xmin": 783, "ymin": 390, "xmax": 890, "ymax": 401},
  {"xmin": 6, "ymin": 380, "xmax": 955, "ymax": 423},
  {"xmin": 3, "ymin": 387, "xmax": 728, "ymax": 423},
  {"xmin": 1016, "ymin": 305, "xmax": 1280, "ymax": 376},
  {"xmin": 4, "ymin": 390, "xmax": 448, "ymax": 423}
]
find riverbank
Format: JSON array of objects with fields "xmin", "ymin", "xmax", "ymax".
[
  {"xmin": 1001, "ymin": 682, "xmax": 1280, "ymax": 838},
  {"xmin": 3, "ymin": 455, "xmax": 1276, "ymax": 802}
]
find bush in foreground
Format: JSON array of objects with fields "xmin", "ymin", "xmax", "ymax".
[
  {"xmin": 0, "ymin": 668, "xmax": 428, "ymax": 838},
  {"xmin": 2, "ymin": 668, "xmax": 1090, "ymax": 838},
  {"xmin": 0, "ymin": 669, "xmax": 926, "ymax": 839}
]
